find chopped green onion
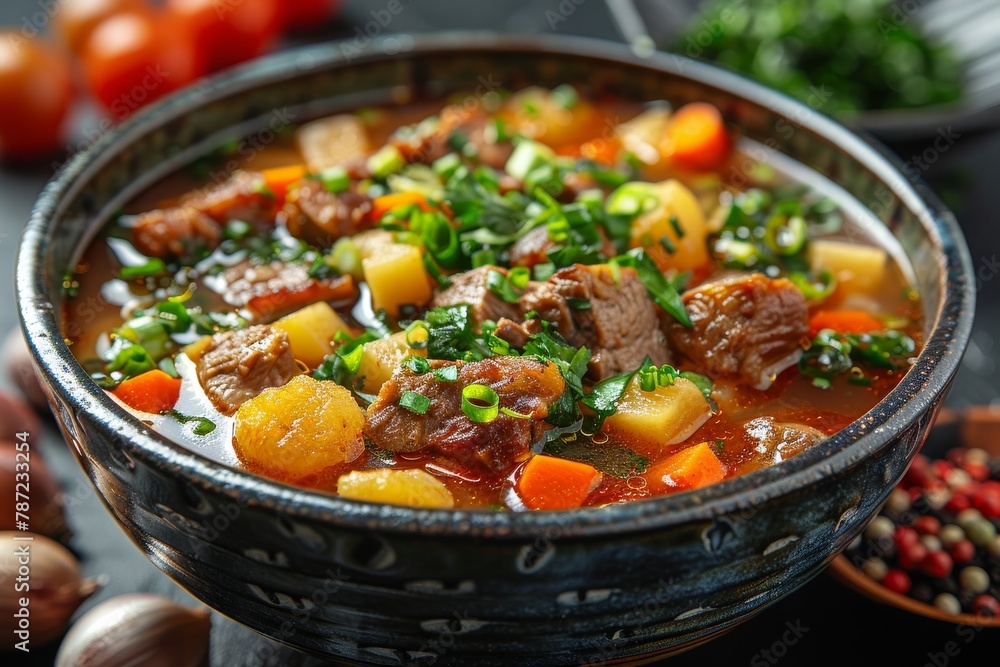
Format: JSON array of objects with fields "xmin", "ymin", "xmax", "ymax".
[
  {"xmin": 789, "ymin": 270, "xmax": 836, "ymax": 302},
  {"xmin": 251, "ymin": 181, "xmax": 276, "ymax": 198},
  {"xmin": 462, "ymin": 384, "xmax": 499, "ymax": 423},
  {"xmin": 567, "ymin": 298, "xmax": 591, "ymax": 310},
  {"xmin": 120, "ymin": 258, "xmax": 168, "ymax": 280},
  {"xmin": 533, "ymin": 262, "xmax": 556, "ymax": 282},
  {"xmin": 399, "ymin": 391, "xmax": 431, "ymax": 414},
  {"xmin": 224, "ymin": 219, "xmax": 252, "ymax": 240},
  {"xmin": 605, "ymin": 182, "xmax": 659, "ymax": 217},
  {"xmin": 401, "ymin": 355, "xmax": 431, "ymax": 374},
  {"xmin": 669, "ymin": 215, "xmax": 685, "ymax": 238},
  {"xmin": 764, "ymin": 211, "xmax": 808, "ymax": 256},
  {"xmin": 576, "ymin": 188, "xmax": 605, "ymax": 206},
  {"xmin": 508, "ymin": 266, "xmax": 531, "ymax": 289},
  {"xmin": 404, "ymin": 320, "xmax": 429, "ymax": 349},
  {"xmin": 471, "ymin": 249, "xmax": 497, "ymax": 268},
  {"xmin": 658, "ymin": 236, "xmax": 676, "ymax": 254},
  {"xmin": 552, "ymin": 84, "xmax": 579, "ymax": 109},
  {"xmin": 106, "ymin": 342, "xmax": 156, "ymax": 380},
  {"xmin": 486, "ymin": 269, "xmax": 521, "ymax": 304},
  {"xmin": 432, "ymin": 153, "xmax": 463, "ymax": 178},
  {"xmin": 432, "ymin": 365, "xmax": 458, "ymax": 382},
  {"xmin": 165, "ymin": 410, "xmax": 216, "ymax": 436},
  {"xmin": 318, "ymin": 166, "xmax": 350, "ymax": 193},
  {"xmin": 367, "ymin": 145, "xmax": 405, "ymax": 178},
  {"xmin": 500, "ymin": 406, "xmax": 532, "ymax": 419},
  {"xmin": 505, "ymin": 139, "xmax": 555, "ymax": 181},
  {"xmin": 325, "ymin": 238, "xmax": 363, "ymax": 279},
  {"xmin": 422, "ymin": 253, "xmax": 453, "ymax": 288}
]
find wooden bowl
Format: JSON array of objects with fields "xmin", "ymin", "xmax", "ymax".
[{"xmin": 829, "ymin": 407, "xmax": 1000, "ymax": 628}]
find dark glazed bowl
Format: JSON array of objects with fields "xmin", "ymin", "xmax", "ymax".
[{"xmin": 17, "ymin": 34, "xmax": 974, "ymax": 665}]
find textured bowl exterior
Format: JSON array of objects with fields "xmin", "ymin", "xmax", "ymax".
[{"xmin": 17, "ymin": 35, "xmax": 974, "ymax": 665}]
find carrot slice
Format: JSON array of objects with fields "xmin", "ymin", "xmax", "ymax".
[
  {"xmin": 518, "ymin": 455, "xmax": 602, "ymax": 511},
  {"xmin": 369, "ymin": 191, "xmax": 434, "ymax": 222},
  {"xmin": 664, "ymin": 102, "xmax": 731, "ymax": 171},
  {"xmin": 111, "ymin": 369, "xmax": 182, "ymax": 414},
  {"xmin": 644, "ymin": 442, "xmax": 726, "ymax": 494},
  {"xmin": 808, "ymin": 310, "xmax": 884, "ymax": 338},
  {"xmin": 261, "ymin": 164, "xmax": 307, "ymax": 202}
]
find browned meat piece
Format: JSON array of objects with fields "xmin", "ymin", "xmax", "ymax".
[
  {"xmin": 130, "ymin": 171, "xmax": 278, "ymax": 260},
  {"xmin": 218, "ymin": 259, "xmax": 357, "ymax": 322},
  {"xmin": 492, "ymin": 317, "xmax": 541, "ymax": 349},
  {"xmin": 132, "ymin": 206, "xmax": 221, "ymax": 259},
  {"xmin": 508, "ymin": 226, "xmax": 617, "ymax": 270},
  {"xmin": 519, "ymin": 264, "xmax": 670, "ymax": 379},
  {"xmin": 195, "ymin": 325, "xmax": 296, "ymax": 415},
  {"xmin": 364, "ymin": 356, "xmax": 565, "ymax": 473},
  {"xmin": 184, "ymin": 170, "xmax": 278, "ymax": 227},
  {"xmin": 389, "ymin": 105, "xmax": 513, "ymax": 169},
  {"xmin": 558, "ymin": 172, "xmax": 599, "ymax": 202},
  {"xmin": 430, "ymin": 266, "xmax": 522, "ymax": 327},
  {"xmin": 665, "ymin": 274, "xmax": 808, "ymax": 390},
  {"xmin": 282, "ymin": 180, "xmax": 373, "ymax": 247}
]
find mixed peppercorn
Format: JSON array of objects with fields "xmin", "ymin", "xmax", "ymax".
[{"xmin": 846, "ymin": 446, "xmax": 1000, "ymax": 618}]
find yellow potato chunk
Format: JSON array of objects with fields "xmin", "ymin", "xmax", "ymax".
[
  {"xmin": 295, "ymin": 114, "xmax": 371, "ymax": 173},
  {"xmin": 604, "ymin": 377, "xmax": 712, "ymax": 451},
  {"xmin": 234, "ymin": 375, "xmax": 364, "ymax": 482},
  {"xmin": 362, "ymin": 243, "xmax": 433, "ymax": 317},
  {"xmin": 500, "ymin": 87, "xmax": 601, "ymax": 148},
  {"xmin": 337, "ymin": 469, "xmax": 455, "ymax": 509},
  {"xmin": 357, "ymin": 331, "xmax": 426, "ymax": 395},
  {"xmin": 808, "ymin": 239, "xmax": 887, "ymax": 296},
  {"xmin": 618, "ymin": 106, "xmax": 672, "ymax": 165},
  {"xmin": 631, "ymin": 180, "xmax": 710, "ymax": 272},
  {"xmin": 352, "ymin": 229, "xmax": 395, "ymax": 260},
  {"xmin": 273, "ymin": 302, "xmax": 350, "ymax": 369}
]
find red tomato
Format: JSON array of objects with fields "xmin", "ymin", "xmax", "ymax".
[
  {"xmin": 283, "ymin": 0, "xmax": 341, "ymax": 32},
  {"xmin": 167, "ymin": 0, "xmax": 283, "ymax": 73},
  {"xmin": 52, "ymin": 0, "xmax": 147, "ymax": 55},
  {"xmin": 81, "ymin": 11, "xmax": 203, "ymax": 120},
  {"xmin": 0, "ymin": 34, "xmax": 74, "ymax": 160}
]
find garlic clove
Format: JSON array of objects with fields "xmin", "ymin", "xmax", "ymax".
[
  {"xmin": 56, "ymin": 593, "xmax": 211, "ymax": 667},
  {"xmin": 1, "ymin": 441, "xmax": 72, "ymax": 541},
  {"xmin": 0, "ymin": 531, "xmax": 100, "ymax": 647}
]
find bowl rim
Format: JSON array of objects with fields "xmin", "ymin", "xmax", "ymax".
[{"xmin": 16, "ymin": 32, "xmax": 976, "ymax": 539}]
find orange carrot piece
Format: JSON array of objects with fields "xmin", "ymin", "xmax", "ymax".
[
  {"xmin": 369, "ymin": 191, "xmax": 434, "ymax": 221},
  {"xmin": 261, "ymin": 164, "xmax": 307, "ymax": 202},
  {"xmin": 111, "ymin": 369, "xmax": 182, "ymax": 414},
  {"xmin": 808, "ymin": 310, "xmax": 884, "ymax": 338},
  {"xmin": 518, "ymin": 455, "xmax": 602, "ymax": 511},
  {"xmin": 665, "ymin": 102, "xmax": 731, "ymax": 171},
  {"xmin": 644, "ymin": 442, "xmax": 726, "ymax": 494}
]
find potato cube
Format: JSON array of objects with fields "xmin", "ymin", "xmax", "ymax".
[
  {"xmin": 357, "ymin": 331, "xmax": 426, "ymax": 394},
  {"xmin": 808, "ymin": 239, "xmax": 887, "ymax": 296},
  {"xmin": 631, "ymin": 179, "xmax": 710, "ymax": 272},
  {"xmin": 337, "ymin": 469, "xmax": 455, "ymax": 509},
  {"xmin": 296, "ymin": 114, "xmax": 371, "ymax": 173},
  {"xmin": 604, "ymin": 377, "xmax": 712, "ymax": 451},
  {"xmin": 273, "ymin": 302, "xmax": 350, "ymax": 369},
  {"xmin": 234, "ymin": 375, "xmax": 365, "ymax": 483},
  {"xmin": 362, "ymin": 243, "xmax": 433, "ymax": 317}
]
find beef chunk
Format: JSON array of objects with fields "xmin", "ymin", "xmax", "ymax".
[
  {"xmin": 195, "ymin": 325, "xmax": 296, "ymax": 415},
  {"xmin": 492, "ymin": 317, "xmax": 541, "ymax": 349},
  {"xmin": 665, "ymin": 274, "xmax": 808, "ymax": 390},
  {"xmin": 218, "ymin": 259, "xmax": 356, "ymax": 322},
  {"xmin": 519, "ymin": 264, "xmax": 670, "ymax": 378},
  {"xmin": 364, "ymin": 356, "xmax": 565, "ymax": 474},
  {"xmin": 282, "ymin": 180, "xmax": 373, "ymax": 247},
  {"xmin": 389, "ymin": 105, "xmax": 513, "ymax": 169},
  {"xmin": 131, "ymin": 171, "xmax": 277, "ymax": 260},
  {"xmin": 132, "ymin": 206, "xmax": 220, "ymax": 259},
  {"xmin": 430, "ymin": 266, "xmax": 522, "ymax": 328},
  {"xmin": 508, "ymin": 225, "xmax": 617, "ymax": 270}
]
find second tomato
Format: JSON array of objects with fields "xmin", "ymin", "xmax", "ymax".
[{"xmin": 167, "ymin": 0, "xmax": 283, "ymax": 73}]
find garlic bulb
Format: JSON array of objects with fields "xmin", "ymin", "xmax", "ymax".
[
  {"xmin": 1, "ymin": 442, "xmax": 70, "ymax": 540},
  {"xmin": 0, "ymin": 531, "xmax": 99, "ymax": 647},
  {"xmin": 55, "ymin": 593, "xmax": 211, "ymax": 667}
]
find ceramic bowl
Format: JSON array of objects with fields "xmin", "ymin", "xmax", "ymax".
[{"xmin": 16, "ymin": 34, "xmax": 975, "ymax": 665}]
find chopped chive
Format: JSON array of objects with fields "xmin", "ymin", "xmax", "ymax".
[
  {"xmin": 120, "ymin": 258, "xmax": 168, "ymax": 280},
  {"xmin": 567, "ymin": 298, "xmax": 591, "ymax": 310},
  {"xmin": 405, "ymin": 320, "xmax": 429, "ymax": 349},
  {"xmin": 401, "ymin": 355, "xmax": 431, "ymax": 374},
  {"xmin": 658, "ymin": 235, "xmax": 677, "ymax": 254},
  {"xmin": 367, "ymin": 145, "xmax": 405, "ymax": 178},
  {"xmin": 318, "ymin": 165, "xmax": 350, "ymax": 193},
  {"xmin": 462, "ymin": 383, "xmax": 499, "ymax": 423},
  {"xmin": 164, "ymin": 409, "xmax": 216, "ymax": 436},
  {"xmin": 399, "ymin": 391, "xmax": 431, "ymax": 414},
  {"xmin": 500, "ymin": 406, "xmax": 532, "ymax": 419},
  {"xmin": 552, "ymin": 84, "xmax": 579, "ymax": 109},
  {"xmin": 669, "ymin": 215, "xmax": 685, "ymax": 238},
  {"xmin": 508, "ymin": 266, "xmax": 530, "ymax": 289},
  {"xmin": 432, "ymin": 365, "xmax": 458, "ymax": 382}
]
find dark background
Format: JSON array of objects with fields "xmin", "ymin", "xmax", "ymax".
[{"xmin": 2, "ymin": 0, "xmax": 999, "ymax": 665}]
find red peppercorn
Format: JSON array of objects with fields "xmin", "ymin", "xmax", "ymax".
[
  {"xmin": 950, "ymin": 539, "xmax": 976, "ymax": 564},
  {"xmin": 883, "ymin": 569, "xmax": 911, "ymax": 595},
  {"xmin": 963, "ymin": 462, "xmax": 989, "ymax": 482},
  {"xmin": 971, "ymin": 484, "xmax": 1000, "ymax": 519},
  {"xmin": 921, "ymin": 550, "xmax": 953, "ymax": 578},
  {"xmin": 972, "ymin": 595, "xmax": 1000, "ymax": 618},
  {"xmin": 908, "ymin": 487, "xmax": 924, "ymax": 502},
  {"xmin": 899, "ymin": 541, "xmax": 929, "ymax": 571},
  {"xmin": 945, "ymin": 494, "xmax": 972, "ymax": 514},
  {"xmin": 915, "ymin": 515, "xmax": 942, "ymax": 535},
  {"xmin": 932, "ymin": 460, "xmax": 954, "ymax": 480},
  {"xmin": 895, "ymin": 525, "xmax": 919, "ymax": 548},
  {"xmin": 946, "ymin": 448, "xmax": 965, "ymax": 466}
]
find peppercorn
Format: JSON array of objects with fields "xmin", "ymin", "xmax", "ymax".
[
  {"xmin": 958, "ymin": 566, "xmax": 990, "ymax": 594},
  {"xmin": 915, "ymin": 515, "xmax": 941, "ymax": 536},
  {"xmin": 934, "ymin": 592, "xmax": 962, "ymax": 616},
  {"xmin": 972, "ymin": 594, "xmax": 1000, "ymax": 618},
  {"xmin": 899, "ymin": 541, "xmax": 929, "ymax": 571},
  {"xmin": 938, "ymin": 524, "xmax": 965, "ymax": 549},
  {"xmin": 922, "ymin": 550, "xmax": 953, "ymax": 578},
  {"xmin": 950, "ymin": 539, "xmax": 976, "ymax": 564},
  {"xmin": 883, "ymin": 569, "xmax": 911, "ymax": 595}
]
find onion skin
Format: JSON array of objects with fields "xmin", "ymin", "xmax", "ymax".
[
  {"xmin": 0, "ymin": 531, "xmax": 98, "ymax": 646},
  {"xmin": 2, "ymin": 329, "xmax": 49, "ymax": 410},
  {"xmin": 55, "ymin": 593, "xmax": 212, "ymax": 667},
  {"xmin": 0, "ymin": 441, "xmax": 70, "ymax": 540}
]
